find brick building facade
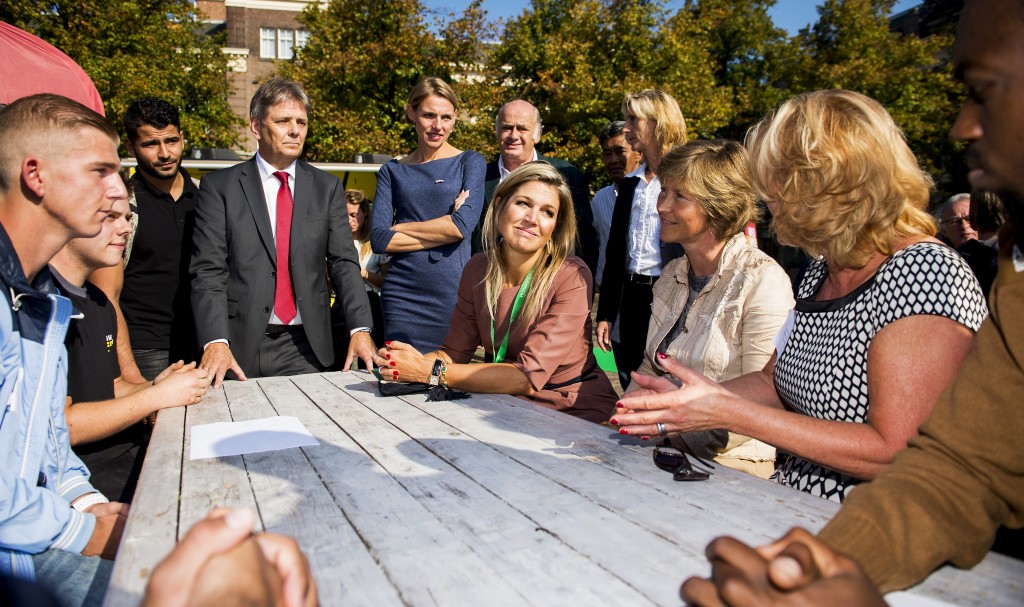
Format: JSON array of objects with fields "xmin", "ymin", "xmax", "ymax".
[{"xmin": 196, "ymin": 0, "xmax": 316, "ymax": 146}]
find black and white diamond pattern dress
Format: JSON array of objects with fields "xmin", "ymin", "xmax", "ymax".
[{"xmin": 773, "ymin": 242, "xmax": 987, "ymax": 502}]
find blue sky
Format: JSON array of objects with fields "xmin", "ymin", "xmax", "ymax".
[{"xmin": 421, "ymin": 0, "xmax": 921, "ymax": 35}]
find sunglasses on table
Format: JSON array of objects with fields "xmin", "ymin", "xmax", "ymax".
[{"xmin": 653, "ymin": 440, "xmax": 714, "ymax": 482}]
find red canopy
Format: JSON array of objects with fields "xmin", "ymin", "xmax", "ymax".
[{"xmin": 0, "ymin": 21, "xmax": 104, "ymax": 114}]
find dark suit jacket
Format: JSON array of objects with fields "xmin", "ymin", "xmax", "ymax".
[
  {"xmin": 190, "ymin": 157, "xmax": 372, "ymax": 375},
  {"xmin": 596, "ymin": 175, "xmax": 684, "ymax": 323},
  {"xmin": 471, "ymin": 155, "xmax": 600, "ymax": 277}
]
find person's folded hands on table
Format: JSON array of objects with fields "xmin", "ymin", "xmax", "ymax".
[
  {"xmin": 680, "ymin": 528, "xmax": 886, "ymax": 607},
  {"xmin": 143, "ymin": 508, "xmax": 317, "ymax": 607}
]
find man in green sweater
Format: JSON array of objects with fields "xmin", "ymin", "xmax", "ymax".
[{"xmin": 679, "ymin": 0, "xmax": 1024, "ymax": 603}]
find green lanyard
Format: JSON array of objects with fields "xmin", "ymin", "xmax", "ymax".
[{"xmin": 490, "ymin": 268, "xmax": 534, "ymax": 363}]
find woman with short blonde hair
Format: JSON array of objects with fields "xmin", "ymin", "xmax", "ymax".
[
  {"xmin": 657, "ymin": 139, "xmax": 760, "ymax": 241},
  {"xmin": 596, "ymin": 89, "xmax": 689, "ymax": 388},
  {"xmin": 377, "ymin": 162, "xmax": 618, "ymax": 423},
  {"xmin": 619, "ymin": 140, "xmax": 793, "ymax": 479},
  {"xmin": 614, "ymin": 90, "xmax": 987, "ymax": 501},
  {"xmin": 621, "ymin": 90, "xmax": 688, "ymax": 155}
]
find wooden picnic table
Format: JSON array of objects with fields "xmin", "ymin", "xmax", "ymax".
[{"xmin": 104, "ymin": 371, "xmax": 1023, "ymax": 606}]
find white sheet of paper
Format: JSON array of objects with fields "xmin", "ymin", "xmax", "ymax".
[{"xmin": 189, "ymin": 416, "xmax": 319, "ymax": 460}]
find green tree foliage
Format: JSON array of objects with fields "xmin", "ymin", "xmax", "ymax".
[
  {"xmin": 434, "ymin": 1, "xmax": 504, "ymax": 159},
  {"xmin": 481, "ymin": 0, "xmax": 960, "ymax": 191},
  {"xmin": 277, "ymin": 0, "xmax": 495, "ymax": 161},
  {"xmin": 2, "ymin": 0, "xmax": 962, "ymax": 194},
  {"xmin": 656, "ymin": 3, "xmax": 734, "ymax": 140},
  {"xmin": 1, "ymin": 0, "xmax": 241, "ymax": 151},
  {"xmin": 682, "ymin": 0, "xmax": 792, "ymax": 140},
  {"xmin": 787, "ymin": 0, "xmax": 962, "ymax": 185},
  {"xmin": 485, "ymin": 0, "xmax": 652, "ymax": 181},
  {"xmin": 484, "ymin": 0, "xmax": 736, "ymax": 186}
]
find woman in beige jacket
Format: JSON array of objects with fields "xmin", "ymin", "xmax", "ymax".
[{"xmin": 616, "ymin": 140, "xmax": 793, "ymax": 478}]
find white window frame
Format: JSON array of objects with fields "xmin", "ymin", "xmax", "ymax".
[
  {"xmin": 259, "ymin": 28, "xmax": 311, "ymax": 60},
  {"xmin": 260, "ymin": 28, "xmax": 277, "ymax": 59},
  {"xmin": 277, "ymin": 28, "xmax": 295, "ymax": 59}
]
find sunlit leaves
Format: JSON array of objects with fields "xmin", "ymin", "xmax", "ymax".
[{"xmin": 1, "ymin": 0, "xmax": 242, "ymax": 151}]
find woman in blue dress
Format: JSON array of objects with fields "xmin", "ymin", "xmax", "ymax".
[{"xmin": 370, "ymin": 77, "xmax": 486, "ymax": 351}]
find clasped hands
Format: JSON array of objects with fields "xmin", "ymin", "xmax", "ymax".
[
  {"xmin": 373, "ymin": 340, "xmax": 433, "ymax": 383},
  {"xmin": 681, "ymin": 528, "xmax": 884, "ymax": 606},
  {"xmin": 610, "ymin": 354, "xmax": 736, "ymax": 438},
  {"xmin": 143, "ymin": 508, "xmax": 317, "ymax": 607}
]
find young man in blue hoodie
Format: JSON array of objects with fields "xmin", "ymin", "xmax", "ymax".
[{"xmin": 0, "ymin": 94, "xmax": 129, "ymax": 606}]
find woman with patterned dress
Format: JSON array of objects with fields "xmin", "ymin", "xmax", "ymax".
[
  {"xmin": 375, "ymin": 163, "xmax": 618, "ymax": 424},
  {"xmin": 613, "ymin": 90, "xmax": 987, "ymax": 502},
  {"xmin": 370, "ymin": 77, "xmax": 485, "ymax": 352}
]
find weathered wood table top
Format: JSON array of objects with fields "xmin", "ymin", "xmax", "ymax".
[{"xmin": 104, "ymin": 371, "xmax": 1023, "ymax": 606}]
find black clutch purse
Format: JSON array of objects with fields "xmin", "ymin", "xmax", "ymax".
[
  {"xmin": 377, "ymin": 380, "xmax": 430, "ymax": 397},
  {"xmin": 373, "ymin": 366, "xmax": 470, "ymax": 401}
]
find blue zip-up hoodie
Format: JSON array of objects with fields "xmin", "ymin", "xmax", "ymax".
[{"xmin": 0, "ymin": 224, "xmax": 98, "ymax": 580}]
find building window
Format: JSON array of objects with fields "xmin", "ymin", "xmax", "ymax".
[
  {"xmin": 277, "ymin": 29, "xmax": 295, "ymax": 59},
  {"xmin": 259, "ymin": 28, "xmax": 310, "ymax": 59},
  {"xmin": 260, "ymin": 28, "xmax": 276, "ymax": 58}
]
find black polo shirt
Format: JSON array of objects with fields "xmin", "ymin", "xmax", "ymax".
[
  {"xmin": 121, "ymin": 167, "xmax": 199, "ymax": 361},
  {"xmin": 54, "ymin": 271, "xmax": 147, "ymax": 502},
  {"xmin": 57, "ymin": 274, "xmax": 119, "ymax": 403}
]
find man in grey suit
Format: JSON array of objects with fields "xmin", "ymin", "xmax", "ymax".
[
  {"xmin": 470, "ymin": 99, "xmax": 600, "ymax": 277},
  {"xmin": 191, "ymin": 78, "xmax": 374, "ymax": 387}
]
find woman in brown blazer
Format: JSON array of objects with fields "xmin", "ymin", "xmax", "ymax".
[{"xmin": 375, "ymin": 162, "xmax": 618, "ymax": 423}]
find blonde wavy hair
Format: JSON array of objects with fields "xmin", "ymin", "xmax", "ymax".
[
  {"xmin": 621, "ymin": 89, "xmax": 688, "ymax": 156},
  {"xmin": 658, "ymin": 140, "xmax": 759, "ymax": 241},
  {"xmin": 480, "ymin": 162, "xmax": 577, "ymax": 325},
  {"xmin": 745, "ymin": 89, "xmax": 935, "ymax": 268}
]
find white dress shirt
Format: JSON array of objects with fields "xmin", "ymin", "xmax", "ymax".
[
  {"xmin": 255, "ymin": 153, "xmax": 303, "ymax": 326},
  {"xmin": 590, "ymin": 184, "xmax": 617, "ymax": 285},
  {"xmin": 497, "ymin": 150, "xmax": 539, "ymax": 182},
  {"xmin": 625, "ymin": 163, "xmax": 663, "ymax": 276}
]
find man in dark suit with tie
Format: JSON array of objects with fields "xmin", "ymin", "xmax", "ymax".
[
  {"xmin": 470, "ymin": 99, "xmax": 600, "ymax": 277},
  {"xmin": 191, "ymin": 78, "xmax": 374, "ymax": 387}
]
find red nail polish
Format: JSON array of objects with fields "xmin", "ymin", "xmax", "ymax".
[
  {"xmin": 385, "ymin": 340, "xmax": 393, "ymax": 346},
  {"xmin": 657, "ymin": 352, "xmax": 667, "ymax": 360},
  {"xmin": 389, "ymin": 361, "xmax": 396, "ymax": 367},
  {"xmin": 386, "ymin": 353, "xmax": 391, "ymax": 359},
  {"xmin": 641, "ymin": 436, "xmax": 650, "ymax": 441},
  {"xmin": 615, "ymin": 402, "xmax": 625, "ymax": 408},
  {"xmin": 619, "ymin": 428, "xmax": 629, "ymax": 435},
  {"xmin": 610, "ymin": 418, "xmax": 619, "ymax": 425},
  {"xmin": 392, "ymin": 372, "xmax": 398, "ymax": 378}
]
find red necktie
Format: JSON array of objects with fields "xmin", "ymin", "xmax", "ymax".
[{"xmin": 273, "ymin": 171, "xmax": 296, "ymax": 324}]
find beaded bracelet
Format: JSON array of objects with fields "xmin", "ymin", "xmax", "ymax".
[{"xmin": 439, "ymin": 361, "xmax": 449, "ymax": 389}]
